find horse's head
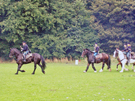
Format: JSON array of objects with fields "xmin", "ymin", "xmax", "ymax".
[
  {"xmin": 9, "ymin": 48, "xmax": 21, "ymax": 58},
  {"xmin": 113, "ymin": 48, "xmax": 119, "ymax": 58},
  {"xmin": 9, "ymin": 48, "xmax": 14, "ymax": 58},
  {"xmin": 81, "ymin": 49, "xmax": 93, "ymax": 57}
]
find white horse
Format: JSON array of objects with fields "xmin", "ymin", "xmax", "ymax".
[{"xmin": 113, "ymin": 49, "xmax": 135, "ymax": 72}]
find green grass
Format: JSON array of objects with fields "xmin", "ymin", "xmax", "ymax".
[{"xmin": 0, "ymin": 62, "xmax": 135, "ymax": 101}]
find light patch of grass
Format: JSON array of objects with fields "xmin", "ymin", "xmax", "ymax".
[{"xmin": 0, "ymin": 62, "xmax": 134, "ymax": 101}]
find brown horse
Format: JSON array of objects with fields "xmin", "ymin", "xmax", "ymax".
[
  {"xmin": 9, "ymin": 48, "xmax": 46, "ymax": 75},
  {"xmin": 81, "ymin": 49, "xmax": 111, "ymax": 72}
]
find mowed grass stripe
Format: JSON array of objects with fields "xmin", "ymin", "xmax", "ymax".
[{"xmin": 0, "ymin": 63, "xmax": 134, "ymax": 101}]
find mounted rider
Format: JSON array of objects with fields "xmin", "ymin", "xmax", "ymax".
[
  {"xmin": 91, "ymin": 43, "xmax": 99, "ymax": 63},
  {"xmin": 122, "ymin": 43, "xmax": 127, "ymax": 55},
  {"xmin": 94, "ymin": 43, "xmax": 100, "ymax": 56},
  {"xmin": 20, "ymin": 41, "xmax": 30, "ymax": 62},
  {"xmin": 122, "ymin": 43, "xmax": 131, "ymax": 64},
  {"xmin": 126, "ymin": 43, "xmax": 131, "ymax": 63}
]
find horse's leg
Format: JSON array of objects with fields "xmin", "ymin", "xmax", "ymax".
[
  {"xmin": 38, "ymin": 63, "xmax": 45, "ymax": 74},
  {"xmin": 132, "ymin": 64, "xmax": 134, "ymax": 71},
  {"xmin": 133, "ymin": 64, "xmax": 135, "ymax": 72},
  {"xmin": 116, "ymin": 63, "xmax": 120, "ymax": 71},
  {"xmin": 99, "ymin": 62, "xmax": 105, "ymax": 72},
  {"xmin": 32, "ymin": 63, "xmax": 37, "ymax": 74},
  {"xmin": 124, "ymin": 63, "xmax": 129, "ymax": 71},
  {"xmin": 92, "ymin": 63, "xmax": 97, "ymax": 72},
  {"xmin": 120, "ymin": 60, "xmax": 126, "ymax": 73},
  {"xmin": 116, "ymin": 63, "xmax": 122, "ymax": 71},
  {"xmin": 132, "ymin": 64, "xmax": 135, "ymax": 72},
  {"xmin": 15, "ymin": 64, "xmax": 22, "ymax": 75},
  {"xmin": 84, "ymin": 63, "xmax": 90, "ymax": 73}
]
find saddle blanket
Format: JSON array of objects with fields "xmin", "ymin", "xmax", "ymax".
[
  {"xmin": 26, "ymin": 53, "xmax": 32, "ymax": 59},
  {"xmin": 22, "ymin": 53, "xmax": 32, "ymax": 59}
]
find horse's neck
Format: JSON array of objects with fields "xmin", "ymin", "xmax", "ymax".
[
  {"xmin": 118, "ymin": 50, "xmax": 125, "ymax": 60},
  {"xmin": 14, "ymin": 49, "xmax": 22, "ymax": 57},
  {"xmin": 86, "ymin": 51, "xmax": 93, "ymax": 58}
]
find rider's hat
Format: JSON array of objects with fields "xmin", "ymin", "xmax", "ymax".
[
  {"xmin": 22, "ymin": 41, "xmax": 26, "ymax": 44},
  {"xmin": 127, "ymin": 42, "xmax": 131, "ymax": 46}
]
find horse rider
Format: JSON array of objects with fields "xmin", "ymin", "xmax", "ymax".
[
  {"xmin": 122, "ymin": 43, "xmax": 131, "ymax": 64},
  {"xmin": 122, "ymin": 43, "xmax": 127, "ymax": 55},
  {"xmin": 20, "ymin": 41, "xmax": 30, "ymax": 62},
  {"xmin": 92, "ymin": 43, "xmax": 99, "ymax": 63},
  {"xmin": 94, "ymin": 43, "xmax": 99, "ymax": 57},
  {"xmin": 126, "ymin": 43, "xmax": 131, "ymax": 64}
]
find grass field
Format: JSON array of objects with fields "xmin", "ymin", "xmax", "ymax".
[{"xmin": 0, "ymin": 61, "xmax": 135, "ymax": 101}]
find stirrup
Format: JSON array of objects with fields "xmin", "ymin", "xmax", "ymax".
[{"xmin": 23, "ymin": 58, "xmax": 26, "ymax": 62}]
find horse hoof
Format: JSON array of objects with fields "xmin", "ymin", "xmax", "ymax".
[
  {"xmin": 99, "ymin": 69, "xmax": 103, "ymax": 72},
  {"xmin": 109, "ymin": 68, "xmax": 111, "ymax": 72},
  {"xmin": 21, "ymin": 70, "xmax": 25, "ymax": 72},
  {"xmin": 94, "ymin": 71, "xmax": 97, "ymax": 73},
  {"xmin": 15, "ymin": 73, "xmax": 18, "ymax": 75},
  {"xmin": 83, "ymin": 71, "xmax": 86, "ymax": 73},
  {"xmin": 43, "ymin": 71, "xmax": 45, "ymax": 74},
  {"xmin": 120, "ymin": 71, "xmax": 123, "ymax": 73},
  {"xmin": 32, "ymin": 73, "xmax": 35, "ymax": 75}
]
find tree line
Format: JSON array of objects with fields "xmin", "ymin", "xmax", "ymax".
[{"xmin": 0, "ymin": 0, "xmax": 135, "ymax": 60}]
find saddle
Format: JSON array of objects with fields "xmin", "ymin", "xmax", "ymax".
[
  {"xmin": 95, "ymin": 53, "xmax": 101, "ymax": 58},
  {"xmin": 22, "ymin": 53, "xmax": 32, "ymax": 59}
]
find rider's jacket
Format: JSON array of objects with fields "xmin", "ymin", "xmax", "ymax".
[
  {"xmin": 123, "ymin": 46, "xmax": 127, "ymax": 51},
  {"xmin": 123, "ymin": 44, "xmax": 131, "ymax": 52},
  {"xmin": 94, "ymin": 46, "xmax": 99, "ymax": 53},
  {"xmin": 127, "ymin": 44, "xmax": 131, "ymax": 52},
  {"xmin": 22, "ymin": 44, "xmax": 29, "ymax": 52}
]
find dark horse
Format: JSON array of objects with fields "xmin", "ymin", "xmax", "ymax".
[
  {"xmin": 9, "ymin": 48, "xmax": 46, "ymax": 75},
  {"xmin": 81, "ymin": 49, "xmax": 111, "ymax": 72}
]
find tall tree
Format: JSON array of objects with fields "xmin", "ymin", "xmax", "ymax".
[{"xmin": 86, "ymin": 0, "xmax": 135, "ymax": 54}]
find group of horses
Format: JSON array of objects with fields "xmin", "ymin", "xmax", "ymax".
[
  {"xmin": 9, "ymin": 48, "xmax": 135, "ymax": 75},
  {"xmin": 81, "ymin": 48, "xmax": 135, "ymax": 73}
]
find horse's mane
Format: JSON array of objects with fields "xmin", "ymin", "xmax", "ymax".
[
  {"xmin": 85, "ymin": 48, "xmax": 93, "ymax": 53},
  {"xmin": 11, "ymin": 48, "xmax": 21, "ymax": 54}
]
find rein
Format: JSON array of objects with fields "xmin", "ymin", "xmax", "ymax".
[{"xmin": 120, "ymin": 58, "xmax": 125, "ymax": 62}]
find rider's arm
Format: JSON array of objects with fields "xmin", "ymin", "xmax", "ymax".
[
  {"xmin": 22, "ymin": 46, "xmax": 27, "ymax": 51},
  {"xmin": 95, "ymin": 47, "xmax": 99, "ymax": 52}
]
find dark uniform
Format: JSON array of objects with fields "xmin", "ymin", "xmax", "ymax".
[
  {"xmin": 123, "ymin": 43, "xmax": 127, "ymax": 55},
  {"xmin": 126, "ymin": 43, "xmax": 131, "ymax": 60},
  {"xmin": 21, "ymin": 42, "xmax": 30, "ymax": 62},
  {"xmin": 123, "ymin": 43, "xmax": 131, "ymax": 64}
]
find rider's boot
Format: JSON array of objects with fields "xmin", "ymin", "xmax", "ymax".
[
  {"xmin": 23, "ymin": 55, "xmax": 26, "ymax": 62},
  {"xmin": 128, "ymin": 58, "xmax": 130, "ymax": 66}
]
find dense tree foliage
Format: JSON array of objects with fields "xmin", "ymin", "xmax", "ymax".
[
  {"xmin": 0, "ymin": 0, "xmax": 135, "ymax": 60},
  {"xmin": 87, "ymin": 0, "xmax": 135, "ymax": 53}
]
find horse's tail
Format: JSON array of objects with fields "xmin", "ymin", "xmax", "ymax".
[
  {"xmin": 40, "ymin": 55, "xmax": 46, "ymax": 70},
  {"xmin": 107, "ymin": 54, "xmax": 111, "ymax": 70}
]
